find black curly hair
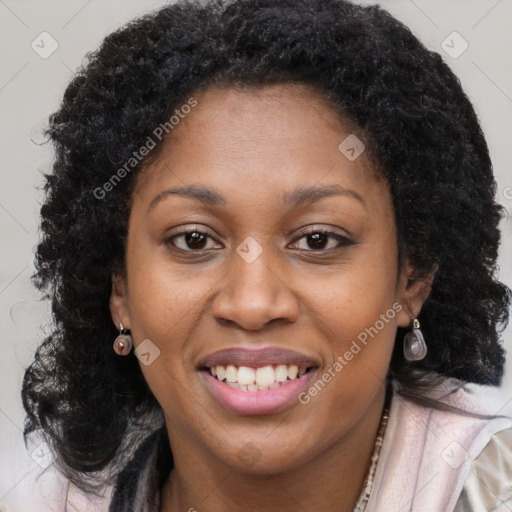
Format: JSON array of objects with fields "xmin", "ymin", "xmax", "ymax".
[{"xmin": 22, "ymin": 0, "xmax": 510, "ymax": 494}]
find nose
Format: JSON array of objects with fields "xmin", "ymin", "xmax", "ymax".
[{"xmin": 211, "ymin": 248, "xmax": 300, "ymax": 331}]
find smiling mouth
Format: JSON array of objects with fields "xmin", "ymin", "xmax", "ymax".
[{"xmin": 199, "ymin": 364, "xmax": 316, "ymax": 391}]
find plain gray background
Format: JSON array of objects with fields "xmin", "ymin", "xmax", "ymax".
[{"xmin": 1, "ymin": 0, "xmax": 511, "ymax": 510}]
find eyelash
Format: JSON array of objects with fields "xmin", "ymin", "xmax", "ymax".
[
  {"xmin": 293, "ymin": 227, "xmax": 355, "ymax": 251},
  {"xmin": 164, "ymin": 226, "xmax": 355, "ymax": 254}
]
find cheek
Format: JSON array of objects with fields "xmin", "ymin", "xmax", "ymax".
[
  {"xmin": 124, "ymin": 242, "xmax": 213, "ymax": 419},
  {"xmin": 123, "ymin": 238, "xmax": 221, "ymax": 411},
  {"xmin": 125, "ymin": 233, "xmax": 212, "ymax": 339},
  {"xmin": 291, "ymin": 260, "xmax": 398, "ymax": 439},
  {"xmin": 300, "ymin": 229, "xmax": 399, "ymax": 378}
]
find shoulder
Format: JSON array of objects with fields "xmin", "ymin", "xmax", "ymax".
[
  {"xmin": 366, "ymin": 380, "xmax": 512, "ymax": 512},
  {"xmin": 454, "ymin": 427, "xmax": 512, "ymax": 512}
]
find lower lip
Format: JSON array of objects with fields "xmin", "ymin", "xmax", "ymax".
[{"xmin": 199, "ymin": 369, "xmax": 317, "ymax": 415}]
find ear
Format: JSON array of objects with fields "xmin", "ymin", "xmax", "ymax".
[
  {"xmin": 395, "ymin": 262, "xmax": 437, "ymax": 328},
  {"xmin": 109, "ymin": 274, "xmax": 131, "ymax": 330}
]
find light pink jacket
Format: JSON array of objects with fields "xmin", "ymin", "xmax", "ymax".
[{"xmin": 366, "ymin": 381, "xmax": 512, "ymax": 511}]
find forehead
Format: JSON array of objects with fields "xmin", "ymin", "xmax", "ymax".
[{"xmin": 133, "ymin": 84, "xmax": 385, "ymax": 211}]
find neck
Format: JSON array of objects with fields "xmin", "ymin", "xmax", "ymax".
[{"xmin": 160, "ymin": 385, "xmax": 387, "ymax": 512}]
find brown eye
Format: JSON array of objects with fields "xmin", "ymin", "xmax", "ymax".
[
  {"xmin": 183, "ymin": 232, "xmax": 207, "ymax": 250},
  {"xmin": 306, "ymin": 233, "xmax": 329, "ymax": 250},
  {"xmin": 291, "ymin": 229, "xmax": 355, "ymax": 252},
  {"xmin": 165, "ymin": 230, "xmax": 221, "ymax": 252}
]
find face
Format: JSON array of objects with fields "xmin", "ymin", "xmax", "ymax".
[{"xmin": 110, "ymin": 84, "xmax": 426, "ymax": 474}]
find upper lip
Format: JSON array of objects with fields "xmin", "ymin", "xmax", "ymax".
[{"xmin": 197, "ymin": 347, "xmax": 319, "ymax": 369}]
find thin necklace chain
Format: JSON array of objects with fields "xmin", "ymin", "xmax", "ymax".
[{"xmin": 352, "ymin": 391, "xmax": 392, "ymax": 512}]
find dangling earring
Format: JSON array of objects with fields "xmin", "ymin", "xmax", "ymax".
[
  {"xmin": 113, "ymin": 322, "xmax": 133, "ymax": 356},
  {"xmin": 403, "ymin": 318, "xmax": 427, "ymax": 361}
]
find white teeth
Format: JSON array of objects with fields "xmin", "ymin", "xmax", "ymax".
[
  {"xmin": 216, "ymin": 365, "xmax": 226, "ymax": 381},
  {"xmin": 208, "ymin": 362, "xmax": 311, "ymax": 390},
  {"xmin": 225, "ymin": 364, "xmax": 238, "ymax": 383},
  {"xmin": 275, "ymin": 365, "xmax": 288, "ymax": 382},
  {"xmin": 237, "ymin": 366, "xmax": 256, "ymax": 385},
  {"xmin": 256, "ymin": 365, "xmax": 275, "ymax": 386},
  {"xmin": 287, "ymin": 365, "xmax": 298, "ymax": 380}
]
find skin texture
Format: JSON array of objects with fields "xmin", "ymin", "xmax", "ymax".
[{"xmin": 110, "ymin": 84, "xmax": 432, "ymax": 512}]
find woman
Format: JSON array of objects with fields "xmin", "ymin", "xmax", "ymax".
[{"xmin": 22, "ymin": 0, "xmax": 512, "ymax": 511}]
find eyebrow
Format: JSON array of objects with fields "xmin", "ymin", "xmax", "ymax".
[
  {"xmin": 147, "ymin": 184, "xmax": 226, "ymax": 212},
  {"xmin": 147, "ymin": 183, "xmax": 365, "ymax": 212},
  {"xmin": 283, "ymin": 184, "xmax": 365, "ymax": 207}
]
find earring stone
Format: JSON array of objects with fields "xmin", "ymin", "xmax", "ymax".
[
  {"xmin": 404, "ymin": 318, "xmax": 427, "ymax": 361},
  {"xmin": 113, "ymin": 322, "xmax": 133, "ymax": 356}
]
